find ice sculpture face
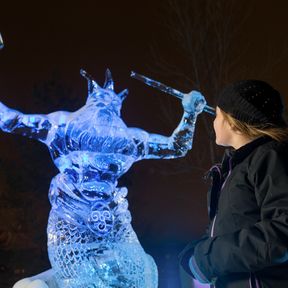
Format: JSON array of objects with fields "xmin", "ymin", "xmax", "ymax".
[
  {"xmin": 0, "ymin": 69, "xmax": 200, "ymax": 288},
  {"xmin": 83, "ymin": 69, "xmax": 127, "ymax": 117}
]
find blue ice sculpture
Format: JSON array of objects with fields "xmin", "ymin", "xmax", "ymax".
[{"xmin": 2, "ymin": 69, "xmax": 205, "ymax": 288}]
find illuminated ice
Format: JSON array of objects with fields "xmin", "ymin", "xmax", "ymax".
[{"xmin": 1, "ymin": 69, "xmax": 205, "ymax": 288}]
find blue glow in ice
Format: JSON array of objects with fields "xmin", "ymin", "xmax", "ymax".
[{"xmin": 1, "ymin": 69, "xmax": 202, "ymax": 288}]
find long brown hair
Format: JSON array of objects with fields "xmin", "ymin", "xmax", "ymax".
[{"xmin": 220, "ymin": 108, "xmax": 288, "ymax": 142}]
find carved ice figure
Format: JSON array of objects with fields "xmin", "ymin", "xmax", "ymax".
[{"xmin": 2, "ymin": 69, "xmax": 206, "ymax": 288}]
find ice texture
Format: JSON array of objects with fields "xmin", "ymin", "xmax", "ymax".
[{"xmin": 1, "ymin": 70, "xmax": 199, "ymax": 287}]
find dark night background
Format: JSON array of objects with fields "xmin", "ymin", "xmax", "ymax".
[{"xmin": 0, "ymin": 1, "xmax": 288, "ymax": 287}]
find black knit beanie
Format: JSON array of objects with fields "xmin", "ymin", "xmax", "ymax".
[{"xmin": 217, "ymin": 80, "xmax": 286, "ymax": 127}]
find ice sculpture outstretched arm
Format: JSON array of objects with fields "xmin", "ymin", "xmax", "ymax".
[
  {"xmin": 0, "ymin": 101, "xmax": 69, "ymax": 142},
  {"xmin": 145, "ymin": 91, "xmax": 206, "ymax": 159}
]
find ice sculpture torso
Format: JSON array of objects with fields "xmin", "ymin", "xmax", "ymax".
[
  {"xmin": 0, "ymin": 70, "xmax": 199, "ymax": 288},
  {"xmin": 46, "ymin": 74, "xmax": 157, "ymax": 288}
]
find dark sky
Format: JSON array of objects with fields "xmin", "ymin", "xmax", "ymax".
[
  {"xmin": 1, "ymin": 1, "xmax": 288, "ymax": 109},
  {"xmin": 0, "ymin": 1, "xmax": 162, "ymax": 98},
  {"xmin": 1, "ymin": 1, "xmax": 288, "ymax": 286}
]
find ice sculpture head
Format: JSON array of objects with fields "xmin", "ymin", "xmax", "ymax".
[{"xmin": 81, "ymin": 69, "xmax": 128, "ymax": 115}]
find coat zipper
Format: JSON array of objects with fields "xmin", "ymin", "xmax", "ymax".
[
  {"xmin": 209, "ymin": 158, "xmax": 232, "ymax": 288},
  {"xmin": 211, "ymin": 157, "xmax": 261, "ymax": 288},
  {"xmin": 210, "ymin": 157, "xmax": 232, "ymax": 238},
  {"xmin": 249, "ymin": 273, "xmax": 261, "ymax": 288}
]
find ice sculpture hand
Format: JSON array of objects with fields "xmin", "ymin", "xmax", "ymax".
[
  {"xmin": 0, "ymin": 101, "xmax": 8, "ymax": 122},
  {"xmin": 182, "ymin": 91, "xmax": 206, "ymax": 115}
]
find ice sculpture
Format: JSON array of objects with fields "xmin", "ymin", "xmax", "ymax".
[
  {"xmin": 0, "ymin": 33, "xmax": 4, "ymax": 50},
  {"xmin": 1, "ymin": 69, "xmax": 206, "ymax": 288}
]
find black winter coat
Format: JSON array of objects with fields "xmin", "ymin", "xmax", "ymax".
[{"xmin": 179, "ymin": 137, "xmax": 288, "ymax": 288}]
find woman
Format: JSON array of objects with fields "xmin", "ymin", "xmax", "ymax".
[{"xmin": 180, "ymin": 80, "xmax": 288, "ymax": 288}]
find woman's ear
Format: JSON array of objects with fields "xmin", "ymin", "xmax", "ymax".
[
  {"xmin": 230, "ymin": 124, "xmax": 241, "ymax": 134},
  {"xmin": 227, "ymin": 121, "xmax": 242, "ymax": 135},
  {"xmin": 225, "ymin": 119, "xmax": 235, "ymax": 131}
]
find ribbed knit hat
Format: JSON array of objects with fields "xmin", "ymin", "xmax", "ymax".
[{"xmin": 217, "ymin": 80, "xmax": 286, "ymax": 127}]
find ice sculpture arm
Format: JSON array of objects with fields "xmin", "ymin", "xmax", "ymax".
[
  {"xmin": 145, "ymin": 91, "xmax": 206, "ymax": 159},
  {"xmin": 0, "ymin": 101, "xmax": 69, "ymax": 142}
]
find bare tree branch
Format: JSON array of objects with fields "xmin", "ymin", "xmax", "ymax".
[{"xmin": 149, "ymin": 0, "xmax": 253, "ymax": 174}]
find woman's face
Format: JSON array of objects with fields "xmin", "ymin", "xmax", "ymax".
[{"xmin": 213, "ymin": 107, "xmax": 234, "ymax": 147}]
